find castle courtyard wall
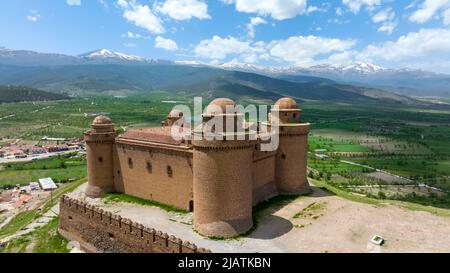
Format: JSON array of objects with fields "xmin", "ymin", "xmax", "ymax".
[{"xmin": 115, "ymin": 142, "xmax": 194, "ymax": 211}]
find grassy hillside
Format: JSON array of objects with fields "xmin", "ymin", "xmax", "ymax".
[
  {"xmin": 0, "ymin": 64, "xmax": 421, "ymax": 104},
  {"xmin": 0, "ymin": 85, "xmax": 68, "ymax": 103}
]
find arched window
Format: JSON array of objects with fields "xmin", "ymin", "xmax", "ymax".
[
  {"xmin": 167, "ymin": 165, "xmax": 173, "ymax": 177},
  {"xmin": 128, "ymin": 158, "xmax": 133, "ymax": 168},
  {"xmin": 282, "ymin": 154, "xmax": 286, "ymax": 159},
  {"xmin": 146, "ymin": 162, "xmax": 152, "ymax": 174}
]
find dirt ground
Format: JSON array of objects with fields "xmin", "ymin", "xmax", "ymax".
[{"xmin": 69, "ymin": 183, "xmax": 450, "ymax": 253}]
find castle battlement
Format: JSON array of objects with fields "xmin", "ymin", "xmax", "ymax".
[{"xmin": 59, "ymin": 195, "xmax": 211, "ymax": 253}]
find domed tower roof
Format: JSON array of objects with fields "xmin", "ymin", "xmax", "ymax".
[
  {"xmin": 204, "ymin": 98, "xmax": 239, "ymax": 116},
  {"xmin": 270, "ymin": 97, "xmax": 302, "ymax": 124},
  {"xmin": 93, "ymin": 115, "xmax": 112, "ymax": 125},
  {"xmin": 274, "ymin": 97, "xmax": 299, "ymax": 110},
  {"xmin": 168, "ymin": 108, "xmax": 184, "ymax": 118}
]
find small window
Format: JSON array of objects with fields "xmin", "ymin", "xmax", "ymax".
[
  {"xmin": 282, "ymin": 154, "xmax": 286, "ymax": 159},
  {"xmin": 293, "ymin": 113, "xmax": 297, "ymax": 119},
  {"xmin": 146, "ymin": 162, "xmax": 152, "ymax": 174},
  {"xmin": 98, "ymin": 157, "xmax": 103, "ymax": 162},
  {"xmin": 108, "ymin": 233, "xmax": 115, "ymax": 240},
  {"xmin": 167, "ymin": 166, "xmax": 173, "ymax": 177},
  {"xmin": 128, "ymin": 158, "xmax": 133, "ymax": 168},
  {"xmin": 68, "ymin": 216, "xmax": 73, "ymax": 220}
]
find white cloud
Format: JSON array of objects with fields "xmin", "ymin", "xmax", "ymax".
[
  {"xmin": 377, "ymin": 21, "xmax": 397, "ymax": 35},
  {"xmin": 99, "ymin": 0, "xmax": 108, "ymax": 8},
  {"xmin": 326, "ymin": 51, "xmax": 357, "ymax": 65},
  {"xmin": 247, "ymin": 17, "xmax": 267, "ymax": 39},
  {"xmin": 269, "ymin": 35, "xmax": 357, "ymax": 65},
  {"xmin": 405, "ymin": 0, "xmax": 420, "ymax": 10},
  {"xmin": 155, "ymin": 36, "xmax": 179, "ymax": 51},
  {"xmin": 194, "ymin": 35, "xmax": 265, "ymax": 60},
  {"xmin": 67, "ymin": 0, "xmax": 81, "ymax": 6},
  {"xmin": 372, "ymin": 8, "xmax": 395, "ymax": 23},
  {"xmin": 444, "ymin": 8, "xmax": 450, "ymax": 24},
  {"xmin": 117, "ymin": 0, "xmax": 164, "ymax": 34},
  {"xmin": 194, "ymin": 34, "xmax": 358, "ymax": 66},
  {"xmin": 342, "ymin": 0, "xmax": 380, "ymax": 14},
  {"xmin": 27, "ymin": 10, "xmax": 40, "ymax": 22},
  {"xmin": 223, "ymin": 0, "xmax": 307, "ymax": 20},
  {"xmin": 124, "ymin": 42, "xmax": 137, "ymax": 47},
  {"xmin": 122, "ymin": 31, "xmax": 142, "ymax": 39},
  {"xmin": 156, "ymin": 0, "xmax": 211, "ymax": 20},
  {"xmin": 27, "ymin": 15, "xmax": 40, "ymax": 22},
  {"xmin": 305, "ymin": 4, "xmax": 329, "ymax": 14},
  {"xmin": 409, "ymin": 0, "xmax": 450, "ymax": 23},
  {"xmin": 358, "ymin": 28, "xmax": 450, "ymax": 61},
  {"xmin": 371, "ymin": 8, "xmax": 397, "ymax": 35}
]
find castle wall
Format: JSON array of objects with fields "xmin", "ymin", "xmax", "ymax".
[
  {"xmin": 252, "ymin": 149, "xmax": 278, "ymax": 206},
  {"xmin": 59, "ymin": 196, "xmax": 210, "ymax": 253},
  {"xmin": 115, "ymin": 142, "xmax": 193, "ymax": 211},
  {"xmin": 275, "ymin": 125, "xmax": 311, "ymax": 194},
  {"xmin": 113, "ymin": 144, "xmax": 124, "ymax": 193}
]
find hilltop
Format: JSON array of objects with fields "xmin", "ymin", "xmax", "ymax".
[{"xmin": 0, "ymin": 85, "xmax": 69, "ymax": 103}]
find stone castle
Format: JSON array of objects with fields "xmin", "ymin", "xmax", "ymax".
[{"xmin": 84, "ymin": 97, "xmax": 310, "ymax": 238}]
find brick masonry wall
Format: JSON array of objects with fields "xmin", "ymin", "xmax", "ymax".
[
  {"xmin": 115, "ymin": 143, "xmax": 194, "ymax": 211},
  {"xmin": 59, "ymin": 195, "xmax": 210, "ymax": 253}
]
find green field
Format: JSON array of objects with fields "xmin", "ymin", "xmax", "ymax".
[
  {"xmin": 1, "ymin": 93, "xmax": 450, "ymax": 209},
  {"xmin": 309, "ymin": 135, "xmax": 372, "ymax": 153},
  {"xmin": 0, "ymin": 154, "xmax": 86, "ymax": 188}
]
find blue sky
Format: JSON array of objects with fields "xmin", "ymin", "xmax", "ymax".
[{"xmin": 1, "ymin": 0, "xmax": 450, "ymax": 72}]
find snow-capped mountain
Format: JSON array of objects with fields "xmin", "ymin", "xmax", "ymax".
[
  {"xmin": 304, "ymin": 62, "xmax": 388, "ymax": 75},
  {"xmin": 173, "ymin": 60, "xmax": 206, "ymax": 66},
  {"xmin": 78, "ymin": 49, "xmax": 148, "ymax": 63},
  {"xmin": 214, "ymin": 61, "xmax": 391, "ymax": 76},
  {"xmin": 208, "ymin": 60, "xmax": 450, "ymax": 97},
  {"xmin": 0, "ymin": 47, "xmax": 170, "ymax": 66}
]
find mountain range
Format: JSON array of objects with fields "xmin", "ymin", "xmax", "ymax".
[
  {"xmin": 213, "ymin": 60, "xmax": 450, "ymax": 98},
  {"xmin": 0, "ymin": 47, "xmax": 449, "ymax": 104},
  {"xmin": 0, "ymin": 47, "xmax": 170, "ymax": 66}
]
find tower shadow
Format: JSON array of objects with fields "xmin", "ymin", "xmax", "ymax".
[
  {"xmin": 247, "ymin": 214, "xmax": 293, "ymax": 240},
  {"xmin": 246, "ymin": 185, "xmax": 336, "ymax": 240}
]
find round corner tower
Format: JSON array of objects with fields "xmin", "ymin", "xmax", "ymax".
[
  {"xmin": 270, "ymin": 97, "xmax": 311, "ymax": 195},
  {"xmin": 192, "ymin": 98, "xmax": 255, "ymax": 238},
  {"xmin": 84, "ymin": 115, "xmax": 117, "ymax": 198}
]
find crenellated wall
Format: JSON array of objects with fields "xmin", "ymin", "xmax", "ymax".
[{"xmin": 58, "ymin": 195, "xmax": 211, "ymax": 253}]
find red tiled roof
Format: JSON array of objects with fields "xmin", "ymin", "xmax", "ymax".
[{"xmin": 119, "ymin": 127, "xmax": 189, "ymax": 146}]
